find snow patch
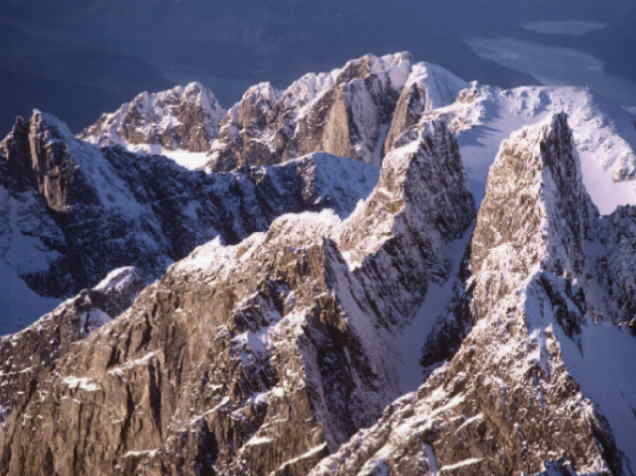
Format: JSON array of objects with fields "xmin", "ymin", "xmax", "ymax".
[
  {"xmin": 439, "ymin": 457, "xmax": 483, "ymax": 472},
  {"xmin": 125, "ymin": 143, "xmax": 211, "ymax": 170},
  {"xmin": 93, "ymin": 266, "xmax": 140, "ymax": 294},
  {"xmin": 189, "ymin": 396, "xmax": 231, "ymax": 425},
  {"xmin": 62, "ymin": 376, "xmax": 99, "ymax": 392},
  {"xmin": 277, "ymin": 443, "xmax": 328, "ymax": 473},
  {"xmin": 244, "ymin": 435, "xmax": 273, "ymax": 447},
  {"xmin": 108, "ymin": 352, "xmax": 156, "ymax": 376},
  {"xmin": 124, "ymin": 449, "xmax": 159, "ymax": 458}
]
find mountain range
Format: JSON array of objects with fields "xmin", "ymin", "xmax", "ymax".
[{"xmin": 1, "ymin": 51, "xmax": 636, "ymax": 475}]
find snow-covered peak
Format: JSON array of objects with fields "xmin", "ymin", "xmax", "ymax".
[
  {"xmin": 207, "ymin": 52, "xmax": 466, "ymax": 171},
  {"xmin": 283, "ymin": 52, "xmax": 464, "ymax": 122},
  {"xmin": 337, "ymin": 52, "xmax": 413, "ymax": 90},
  {"xmin": 422, "ymin": 81, "xmax": 636, "ymax": 214},
  {"xmin": 403, "ymin": 60, "xmax": 468, "ymax": 110},
  {"xmin": 471, "ymin": 112, "xmax": 595, "ymax": 278},
  {"xmin": 240, "ymin": 81, "xmax": 282, "ymax": 105},
  {"xmin": 221, "ymin": 81, "xmax": 282, "ymax": 134},
  {"xmin": 79, "ymin": 81, "xmax": 226, "ymax": 159},
  {"xmin": 276, "ymin": 53, "xmax": 409, "ymax": 116}
]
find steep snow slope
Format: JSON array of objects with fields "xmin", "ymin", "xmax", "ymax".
[{"xmin": 425, "ymin": 82, "xmax": 636, "ymax": 213}]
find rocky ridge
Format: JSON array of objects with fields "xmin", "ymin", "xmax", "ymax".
[
  {"xmin": 80, "ymin": 52, "xmax": 468, "ymax": 172},
  {"xmin": 80, "ymin": 53, "xmax": 636, "ymax": 212},
  {"xmin": 0, "ymin": 118, "xmax": 474, "ymax": 475},
  {"xmin": 80, "ymin": 82, "xmax": 226, "ymax": 154},
  {"xmin": 0, "ymin": 109, "xmax": 377, "ymax": 333},
  {"xmin": 421, "ymin": 81, "xmax": 636, "ymax": 212},
  {"xmin": 311, "ymin": 113, "xmax": 636, "ymax": 475},
  {"xmin": 205, "ymin": 52, "xmax": 467, "ymax": 171},
  {"xmin": 1, "ymin": 52, "xmax": 636, "ymax": 475},
  {"xmin": 0, "ymin": 266, "xmax": 146, "ymax": 427}
]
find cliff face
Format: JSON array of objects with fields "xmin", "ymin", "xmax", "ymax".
[
  {"xmin": 205, "ymin": 52, "xmax": 467, "ymax": 172},
  {"xmin": 0, "ymin": 266, "xmax": 147, "ymax": 430},
  {"xmin": 2, "ymin": 52, "xmax": 636, "ymax": 475},
  {"xmin": 0, "ymin": 109, "xmax": 377, "ymax": 331},
  {"xmin": 80, "ymin": 82, "xmax": 226, "ymax": 154},
  {"xmin": 311, "ymin": 114, "xmax": 636, "ymax": 475},
  {"xmin": 0, "ymin": 119, "xmax": 474, "ymax": 475}
]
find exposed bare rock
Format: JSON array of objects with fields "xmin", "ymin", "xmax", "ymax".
[
  {"xmin": 0, "ymin": 111, "xmax": 377, "ymax": 332},
  {"xmin": 0, "ymin": 119, "xmax": 474, "ymax": 475},
  {"xmin": 1, "ymin": 110, "xmax": 99, "ymax": 212},
  {"xmin": 4, "ymin": 52, "xmax": 636, "ymax": 476},
  {"xmin": 310, "ymin": 114, "xmax": 635, "ymax": 475},
  {"xmin": 0, "ymin": 266, "xmax": 147, "ymax": 427},
  {"xmin": 80, "ymin": 82, "xmax": 226, "ymax": 154},
  {"xmin": 338, "ymin": 120, "xmax": 473, "ymax": 333},
  {"xmin": 206, "ymin": 52, "xmax": 466, "ymax": 171}
]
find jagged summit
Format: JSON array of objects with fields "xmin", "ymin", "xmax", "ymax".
[
  {"xmin": 206, "ymin": 52, "xmax": 468, "ymax": 171},
  {"xmin": 79, "ymin": 81, "xmax": 226, "ymax": 167},
  {"xmin": 312, "ymin": 112, "xmax": 636, "ymax": 475},
  {"xmin": 422, "ymin": 81, "xmax": 636, "ymax": 213},
  {"xmin": 2, "ymin": 52, "xmax": 636, "ymax": 475},
  {"xmin": 0, "ymin": 108, "xmax": 378, "ymax": 333},
  {"xmin": 76, "ymin": 52, "xmax": 636, "ymax": 216}
]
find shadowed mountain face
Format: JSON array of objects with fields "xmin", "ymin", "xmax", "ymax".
[{"xmin": 6, "ymin": 0, "xmax": 632, "ymax": 136}]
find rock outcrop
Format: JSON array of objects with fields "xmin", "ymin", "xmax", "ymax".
[
  {"xmin": 80, "ymin": 82, "xmax": 226, "ymax": 153},
  {"xmin": 206, "ymin": 52, "xmax": 467, "ymax": 171},
  {"xmin": 0, "ymin": 118, "xmax": 474, "ymax": 475},
  {"xmin": 0, "ymin": 110, "xmax": 377, "ymax": 331}
]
